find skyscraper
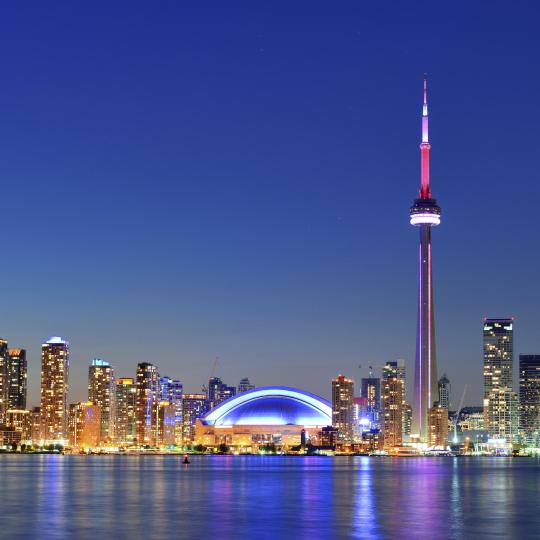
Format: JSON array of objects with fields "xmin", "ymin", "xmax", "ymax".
[
  {"xmin": 410, "ymin": 78, "xmax": 441, "ymax": 442},
  {"xmin": 361, "ymin": 377, "xmax": 381, "ymax": 422},
  {"xmin": 0, "ymin": 339, "xmax": 9, "ymax": 422},
  {"xmin": 7, "ymin": 349, "xmax": 27, "ymax": 410},
  {"xmin": 483, "ymin": 318, "xmax": 514, "ymax": 435},
  {"xmin": 438, "ymin": 374, "xmax": 451, "ymax": 410},
  {"xmin": 486, "ymin": 388, "xmax": 519, "ymax": 443},
  {"xmin": 208, "ymin": 377, "xmax": 236, "ymax": 409},
  {"xmin": 88, "ymin": 358, "xmax": 116, "ymax": 444},
  {"xmin": 428, "ymin": 403, "xmax": 449, "ymax": 447},
  {"xmin": 159, "ymin": 376, "xmax": 183, "ymax": 445},
  {"xmin": 382, "ymin": 362, "xmax": 404, "ymax": 449},
  {"xmin": 519, "ymin": 355, "xmax": 540, "ymax": 445},
  {"xmin": 182, "ymin": 393, "xmax": 209, "ymax": 444},
  {"xmin": 40, "ymin": 337, "xmax": 69, "ymax": 443},
  {"xmin": 115, "ymin": 378, "xmax": 137, "ymax": 446},
  {"xmin": 135, "ymin": 362, "xmax": 159, "ymax": 445},
  {"xmin": 331, "ymin": 375, "xmax": 354, "ymax": 443}
]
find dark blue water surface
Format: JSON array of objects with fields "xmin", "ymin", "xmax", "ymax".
[{"xmin": 0, "ymin": 455, "xmax": 538, "ymax": 539}]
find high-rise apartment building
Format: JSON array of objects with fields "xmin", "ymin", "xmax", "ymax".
[
  {"xmin": 438, "ymin": 374, "xmax": 451, "ymax": 410},
  {"xmin": 382, "ymin": 362, "xmax": 404, "ymax": 449},
  {"xmin": 0, "ymin": 339, "xmax": 9, "ymax": 421},
  {"xmin": 208, "ymin": 377, "xmax": 236, "ymax": 409},
  {"xmin": 135, "ymin": 362, "xmax": 159, "ymax": 445},
  {"xmin": 332, "ymin": 375, "xmax": 354, "ymax": 443},
  {"xmin": 155, "ymin": 400, "xmax": 176, "ymax": 446},
  {"xmin": 486, "ymin": 388, "xmax": 519, "ymax": 443},
  {"xmin": 159, "ymin": 376, "xmax": 183, "ymax": 445},
  {"xmin": 361, "ymin": 377, "xmax": 381, "ymax": 422},
  {"xmin": 88, "ymin": 359, "xmax": 115, "ymax": 444},
  {"xmin": 68, "ymin": 402, "xmax": 101, "ymax": 449},
  {"xmin": 519, "ymin": 355, "xmax": 540, "ymax": 445},
  {"xmin": 428, "ymin": 403, "xmax": 448, "ymax": 447},
  {"xmin": 238, "ymin": 377, "xmax": 255, "ymax": 394},
  {"xmin": 483, "ymin": 318, "xmax": 515, "ymax": 438},
  {"xmin": 115, "ymin": 378, "xmax": 137, "ymax": 446},
  {"xmin": 40, "ymin": 337, "xmax": 69, "ymax": 443},
  {"xmin": 182, "ymin": 393, "xmax": 209, "ymax": 444}
]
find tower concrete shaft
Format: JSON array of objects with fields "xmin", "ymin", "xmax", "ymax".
[{"xmin": 410, "ymin": 77, "xmax": 441, "ymax": 441}]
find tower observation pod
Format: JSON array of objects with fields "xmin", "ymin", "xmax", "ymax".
[{"xmin": 410, "ymin": 77, "xmax": 441, "ymax": 442}]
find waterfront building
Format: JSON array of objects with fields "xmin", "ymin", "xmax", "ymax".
[
  {"xmin": 159, "ymin": 376, "xmax": 183, "ymax": 445},
  {"xmin": 428, "ymin": 403, "xmax": 448, "ymax": 447},
  {"xmin": 381, "ymin": 362, "xmax": 404, "ymax": 449},
  {"xmin": 30, "ymin": 407, "xmax": 41, "ymax": 443},
  {"xmin": 238, "ymin": 377, "xmax": 255, "ymax": 394},
  {"xmin": 410, "ymin": 78, "xmax": 441, "ymax": 442},
  {"xmin": 486, "ymin": 387, "xmax": 519, "ymax": 443},
  {"xmin": 88, "ymin": 359, "xmax": 115, "ymax": 444},
  {"xmin": 208, "ymin": 377, "xmax": 236, "ymax": 409},
  {"xmin": 115, "ymin": 378, "xmax": 137, "ymax": 445},
  {"xmin": 0, "ymin": 339, "xmax": 8, "ymax": 422},
  {"xmin": 195, "ymin": 386, "xmax": 331, "ymax": 451},
  {"xmin": 438, "ymin": 374, "xmax": 451, "ymax": 410},
  {"xmin": 353, "ymin": 396, "xmax": 369, "ymax": 441},
  {"xmin": 457, "ymin": 407, "xmax": 484, "ymax": 431},
  {"xmin": 68, "ymin": 402, "xmax": 101, "ymax": 449},
  {"xmin": 403, "ymin": 403, "xmax": 412, "ymax": 436},
  {"xmin": 5, "ymin": 409, "xmax": 31, "ymax": 441},
  {"xmin": 182, "ymin": 393, "xmax": 209, "ymax": 444},
  {"xmin": 361, "ymin": 377, "xmax": 380, "ymax": 423},
  {"xmin": 135, "ymin": 362, "xmax": 159, "ymax": 445},
  {"xmin": 332, "ymin": 375, "xmax": 354, "ymax": 443},
  {"xmin": 519, "ymin": 355, "xmax": 540, "ymax": 445},
  {"xmin": 7, "ymin": 349, "xmax": 27, "ymax": 410},
  {"xmin": 155, "ymin": 400, "xmax": 176, "ymax": 446},
  {"xmin": 40, "ymin": 337, "xmax": 69, "ymax": 443}
]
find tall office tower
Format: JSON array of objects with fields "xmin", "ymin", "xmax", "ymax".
[
  {"xmin": 428, "ymin": 403, "xmax": 449, "ymax": 447},
  {"xmin": 182, "ymin": 393, "xmax": 209, "ymax": 444},
  {"xmin": 519, "ymin": 355, "xmax": 540, "ymax": 445},
  {"xmin": 88, "ymin": 359, "xmax": 115, "ymax": 444},
  {"xmin": 135, "ymin": 362, "xmax": 159, "ymax": 445},
  {"xmin": 115, "ymin": 378, "xmax": 137, "ymax": 445},
  {"xmin": 155, "ymin": 400, "xmax": 176, "ymax": 446},
  {"xmin": 410, "ymin": 78, "xmax": 441, "ymax": 442},
  {"xmin": 68, "ymin": 402, "xmax": 101, "ymax": 449},
  {"xmin": 7, "ymin": 349, "xmax": 27, "ymax": 410},
  {"xmin": 159, "ymin": 376, "xmax": 183, "ymax": 445},
  {"xmin": 40, "ymin": 337, "xmax": 69, "ymax": 443},
  {"xmin": 486, "ymin": 388, "xmax": 519, "ymax": 442},
  {"xmin": 438, "ymin": 374, "xmax": 451, "ymax": 410},
  {"xmin": 483, "ymin": 318, "xmax": 514, "ymax": 432},
  {"xmin": 332, "ymin": 375, "xmax": 355, "ymax": 443},
  {"xmin": 0, "ymin": 339, "xmax": 8, "ymax": 421},
  {"xmin": 238, "ymin": 377, "xmax": 255, "ymax": 394},
  {"xmin": 381, "ymin": 362, "xmax": 404, "ymax": 449},
  {"xmin": 361, "ymin": 377, "xmax": 381, "ymax": 421},
  {"xmin": 208, "ymin": 377, "xmax": 236, "ymax": 409}
]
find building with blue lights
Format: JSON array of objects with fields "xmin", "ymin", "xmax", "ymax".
[{"xmin": 195, "ymin": 386, "xmax": 332, "ymax": 450}]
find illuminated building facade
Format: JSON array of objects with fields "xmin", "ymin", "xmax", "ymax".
[
  {"xmin": 486, "ymin": 388, "xmax": 519, "ymax": 442},
  {"xmin": 155, "ymin": 400, "xmax": 176, "ymax": 446},
  {"xmin": 88, "ymin": 359, "xmax": 116, "ymax": 444},
  {"xmin": 428, "ymin": 403, "xmax": 448, "ymax": 447},
  {"xmin": 382, "ymin": 362, "xmax": 404, "ymax": 448},
  {"xmin": 68, "ymin": 402, "xmax": 101, "ymax": 448},
  {"xmin": 30, "ymin": 407, "xmax": 41, "ymax": 442},
  {"xmin": 40, "ymin": 337, "xmax": 69, "ymax": 443},
  {"xmin": 208, "ymin": 377, "xmax": 236, "ymax": 409},
  {"xmin": 332, "ymin": 375, "xmax": 354, "ymax": 443},
  {"xmin": 115, "ymin": 377, "xmax": 136, "ymax": 445},
  {"xmin": 195, "ymin": 386, "xmax": 331, "ymax": 451},
  {"xmin": 136, "ymin": 362, "xmax": 159, "ymax": 445},
  {"xmin": 159, "ymin": 376, "xmax": 183, "ymax": 444},
  {"xmin": 361, "ymin": 377, "xmax": 380, "ymax": 423},
  {"xmin": 182, "ymin": 393, "xmax": 209, "ymax": 444},
  {"xmin": 5, "ymin": 409, "xmax": 31, "ymax": 441},
  {"xmin": 438, "ymin": 374, "xmax": 451, "ymax": 410},
  {"xmin": 403, "ymin": 403, "xmax": 412, "ymax": 436},
  {"xmin": 0, "ymin": 339, "xmax": 8, "ymax": 422},
  {"xmin": 410, "ymin": 79, "xmax": 441, "ymax": 442},
  {"xmin": 519, "ymin": 355, "xmax": 540, "ymax": 445},
  {"xmin": 7, "ymin": 349, "xmax": 27, "ymax": 410}
]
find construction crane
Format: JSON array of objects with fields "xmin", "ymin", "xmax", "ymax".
[
  {"xmin": 452, "ymin": 384, "xmax": 468, "ymax": 444},
  {"xmin": 201, "ymin": 356, "xmax": 219, "ymax": 395}
]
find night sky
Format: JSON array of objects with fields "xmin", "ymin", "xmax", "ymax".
[{"xmin": 1, "ymin": 1, "xmax": 539, "ymax": 407}]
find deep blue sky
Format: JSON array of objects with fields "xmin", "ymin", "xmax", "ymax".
[{"xmin": 1, "ymin": 1, "xmax": 539, "ymax": 407}]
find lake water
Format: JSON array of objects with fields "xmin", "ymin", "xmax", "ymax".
[{"xmin": 0, "ymin": 455, "xmax": 538, "ymax": 539}]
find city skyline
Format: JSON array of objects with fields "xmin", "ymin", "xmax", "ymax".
[{"xmin": 0, "ymin": 3, "xmax": 539, "ymax": 406}]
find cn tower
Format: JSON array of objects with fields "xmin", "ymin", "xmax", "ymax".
[{"xmin": 410, "ymin": 78, "xmax": 440, "ymax": 442}]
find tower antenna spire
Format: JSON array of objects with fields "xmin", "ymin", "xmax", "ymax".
[{"xmin": 420, "ymin": 75, "xmax": 430, "ymax": 198}]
